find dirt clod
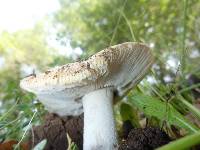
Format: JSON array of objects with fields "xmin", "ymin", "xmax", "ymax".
[
  {"xmin": 64, "ymin": 115, "xmax": 83, "ymax": 149},
  {"xmin": 30, "ymin": 113, "xmax": 83, "ymax": 150},
  {"xmin": 119, "ymin": 127, "xmax": 171, "ymax": 150},
  {"xmin": 30, "ymin": 114, "xmax": 170, "ymax": 150}
]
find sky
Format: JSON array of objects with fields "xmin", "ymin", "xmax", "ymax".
[
  {"xmin": 0, "ymin": 0, "xmax": 83, "ymax": 58},
  {"xmin": 0, "ymin": 0, "xmax": 60, "ymax": 32}
]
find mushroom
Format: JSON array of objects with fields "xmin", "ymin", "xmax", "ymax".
[{"xmin": 20, "ymin": 42, "xmax": 153, "ymax": 150}]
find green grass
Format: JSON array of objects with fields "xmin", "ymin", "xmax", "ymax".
[{"xmin": 157, "ymin": 131, "xmax": 200, "ymax": 150}]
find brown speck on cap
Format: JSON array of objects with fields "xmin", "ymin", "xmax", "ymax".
[{"xmin": 45, "ymin": 70, "xmax": 51, "ymax": 74}]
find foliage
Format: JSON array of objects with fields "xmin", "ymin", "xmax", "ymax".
[
  {"xmin": 129, "ymin": 92, "xmax": 198, "ymax": 133},
  {"xmin": 157, "ymin": 131, "xmax": 200, "ymax": 150}
]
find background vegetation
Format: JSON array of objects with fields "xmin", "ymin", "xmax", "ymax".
[{"xmin": 0, "ymin": 0, "xmax": 200, "ymax": 149}]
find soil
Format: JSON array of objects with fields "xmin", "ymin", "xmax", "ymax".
[
  {"xmin": 119, "ymin": 127, "xmax": 171, "ymax": 150},
  {"xmin": 30, "ymin": 114, "xmax": 171, "ymax": 150},
  {"xmin": 29, "ymin": 113, "xmax": 83, "ymax": 150}
]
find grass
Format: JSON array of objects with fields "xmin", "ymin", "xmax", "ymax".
[
  {"xmin": 157, "ymin": 131, "xmax": 200, "ymax": 150},
  {"xmin": 109, "ymin": 0, "xmax": 128, "ymax": 45},
  {"xmin": 180, "ymin": 0, "xmax": 188, "ymax": 75},
  {"xmin": 129, "ymin": 92, "xmax": 199, "ymax": 133},
  {"xmin": 14, "ymin": 111, "xmax": 37, "ymax": 150}
]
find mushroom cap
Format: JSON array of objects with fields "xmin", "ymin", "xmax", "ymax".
[{"xmin": 20, "ymin": 42, "xmax": 154, "ymax": 116}]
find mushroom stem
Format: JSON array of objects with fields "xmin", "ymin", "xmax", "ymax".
[{"xmin": 82, "ymin": 87, "xmax": 117, "ymax": 150}]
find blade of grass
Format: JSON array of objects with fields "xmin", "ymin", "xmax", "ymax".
[
  {"xmin": 120, "ymin": 11, "xmax": 136, "ymax": 41},
  {"xmin": 109, "ymin": 0, "xmax": 127, "ymax": 45},
  {"xmin": 0, "ymin": 115, "xmax": 21, "ymax": 130},
  {"xmin": 67, "ymin": 133, "xmax": 78, "ymax": 150},
  {"xmin": 178, "ymin": 83, "xmax": 200, "ymax": 94},
  {"xmin": 14, "ymin": 111, "xmax": 37, "ymax": 150},
  {"xmin": 156, "ymin": 131, "xmax": 200, "ymax": 150},
  {"xmin": 177, "ymin": 94, "xmax": 200, "ymax": 120},
  {"xmin": 180, "ymin": 0, "xmax": 188, "ymax": 75},
  {"xmin": 0, "ymin": 100, "xmax": 18, "ymax": 121}
]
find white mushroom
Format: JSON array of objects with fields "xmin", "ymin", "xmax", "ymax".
[{"xmin": 20, "ymin": 42, "xmax": 153, "ymax": 150}]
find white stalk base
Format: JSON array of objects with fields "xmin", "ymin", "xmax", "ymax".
[{"xmin": 82, "ymin": 88, "xmax": 117, "ymax": 150}]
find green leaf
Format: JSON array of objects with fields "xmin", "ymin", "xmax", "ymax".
[
  {"xmin": 120, "ymin": 103, "xmax": 140, "ymax": 128},
  {"xmin": 177, "ymin": 94, "xmax": 200, "ymax": 121},
  {"xmin": 129, "ymin": 94, "xmax": 199, "ymax": 133}
]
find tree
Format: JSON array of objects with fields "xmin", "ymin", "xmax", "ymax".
[{"xmin": 54, "ymin": 0, "xmax": 200, "ymax": 81}]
